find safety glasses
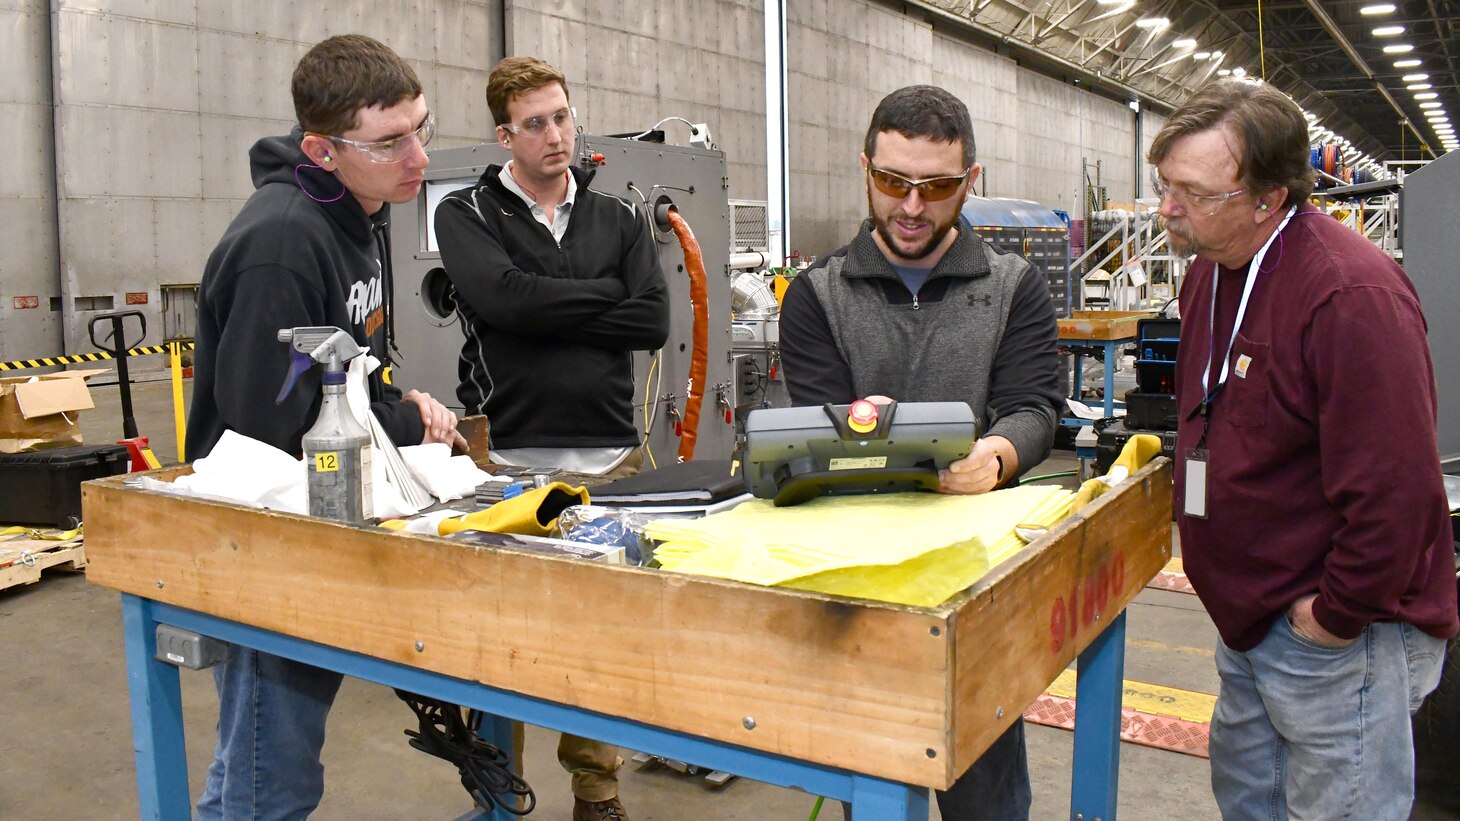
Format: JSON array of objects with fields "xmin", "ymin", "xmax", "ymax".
[
  {"xmin": 1150, "ymin": 169, "xmax": 1248, "ymax": 217},
  {"xmin": 867, "ymin": 165, "xmax": 971, "ymax": 202},
  {"xmin": 311, "ymin": 111, "xmax": 435, "ymax": 164},
  {"xmin": 499, "ymin": 106, "xmax": 576, "ymax": 138}
]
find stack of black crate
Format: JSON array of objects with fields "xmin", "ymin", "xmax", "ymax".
[{"xmin": 1095, "ymin": 317, "xmax": 1180, "ymax": 473}]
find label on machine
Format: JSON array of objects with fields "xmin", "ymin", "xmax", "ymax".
[{"xmin": 829, "ymin": 456, "xmax": 889, "ymax": 470}]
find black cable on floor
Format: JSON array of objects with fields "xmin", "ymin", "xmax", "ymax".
[{"xmin": 394, "ymin": 690, "xmax": 536, "ymax": 815}]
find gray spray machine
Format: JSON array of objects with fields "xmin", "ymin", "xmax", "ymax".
[{"xmin": 742, "ymin": 400, "xmax": 978, "ymax": 507}]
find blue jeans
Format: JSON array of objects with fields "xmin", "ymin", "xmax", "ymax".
[
  {"xmin": 840, "ymin": 720, "xmax": 1030, "ymax": 820},
  {"xmin": 1211, "ymin": 617, "xmax": 1447, "ymax": 821},
  {"xmin": 195, "ymin": 647, "xmax": 344, "ymax": 821}
]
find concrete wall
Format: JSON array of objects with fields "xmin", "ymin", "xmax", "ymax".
[
  {"xmin": 0, "ymin": 0, "xmax": 61, "ymax": 362},
  {"xmin": 8, "ymin": 0, "xmax": 1156, "ymax": 362},
  {"xmin": 510, "ymin": 0, "xmax": 1145, "ymax": 256},
  {"xmin": 43, "ymin": 0, "xmax": 502, "ymax": 363}
]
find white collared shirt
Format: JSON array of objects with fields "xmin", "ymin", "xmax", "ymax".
[{"xmin": 499, "ymin": 163, "xmax": 575, "ymax": 245}]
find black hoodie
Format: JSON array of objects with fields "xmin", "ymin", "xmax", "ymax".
[
  {"xmin": 435, "ymin": 165, "xmax": 668, "ymax": 449},
  {"xmin": 187, "ymin": 129, "xmax": 424, "ymax": 460}
]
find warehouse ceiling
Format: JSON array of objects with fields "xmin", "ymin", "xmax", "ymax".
[{"xmin": 919, "ymin": 0, "xmax": 1458, "ymax": 168}]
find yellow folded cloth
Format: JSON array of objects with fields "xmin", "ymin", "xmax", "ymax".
[
  {"xmin": 648, "ymin": 485, "xmax": 1074, "ymax": 607},
  {"xmin": 1071, "ymin": 434, "xmax": 1163, "ymax": 512},
  {"xmin": 436, "ymin": 482, "xmax": 590, "ymax": 537}
]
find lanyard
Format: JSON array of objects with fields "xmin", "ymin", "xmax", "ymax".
[{"xmin": 1200, "ymin": 206, "xmax": 1296, "ymax": 415}]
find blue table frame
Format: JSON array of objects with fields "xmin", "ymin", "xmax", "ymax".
[
  {"xmin": 1061, "ymin": 336, "xmax": 1134, "ymax": 427},
  {"xmin": 121, "ymin": 596, "xmax": 1129, "ymax": 820}
]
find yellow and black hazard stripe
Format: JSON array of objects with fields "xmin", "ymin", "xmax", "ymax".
[{"xmin": 0, "ymin": 342, "xmax": 195, "ymax": 372}]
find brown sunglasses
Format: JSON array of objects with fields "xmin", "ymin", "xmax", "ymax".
[{"xmin": 867, "ymin": 165, "xmax": 971, "ymax": 202}]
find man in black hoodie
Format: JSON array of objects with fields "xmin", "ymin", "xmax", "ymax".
[
  {"xmin": 189, "ymin": 35, "xmax": 462, "ymax": 820},
  {"xmin": 435, "ymin": 56, "xmax": 668, "ymax": 821}
]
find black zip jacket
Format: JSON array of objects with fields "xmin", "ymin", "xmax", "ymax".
[
  {"xmin": 187, "ymin": 129, "xmax": 424, "ymax": 460},
  {"xmin": 435, "ymin": 165, "xmax": 669, "ymax": 449}
]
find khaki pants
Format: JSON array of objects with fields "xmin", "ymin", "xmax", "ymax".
[
  {"xmin": 510, "ymin": 723, "xmax": 624, "ymax": 802},
  {"xmin": 507, "ymin": 445, "xmax": 642, "ymax": 801}
]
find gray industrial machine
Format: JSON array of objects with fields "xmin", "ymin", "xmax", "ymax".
[
  {"xmin": 387, "ymin": 134, "xmax": 735, "ymax": 464},
  {"xmin": 1400, "ymin": 151, "xmax": 1460, "ymax": 468},
  {"xmin": 960, "ymin": 197, "xmax": 1072, "ymax": 318}
]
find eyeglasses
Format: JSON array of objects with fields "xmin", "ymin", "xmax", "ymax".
[
  {"xmin": 867, "ymin": 165, "xmax": 971, "ymax": 202},
  {"xmin": 499, "ymin": 106, "xmax": 576, "ymax": 138},
  {"xmin": 311, "ymin": 111, "xmax": 435, "ymax": 164},
  {"xmin": 1150, "ymin": 170, "xmax": 1247, "ymax": 216}
]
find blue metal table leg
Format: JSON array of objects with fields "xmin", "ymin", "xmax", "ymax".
[
  {"xmin": 1071, "ymin": 610, "xmax": 1127, "ymax": 821},
  {"xmin": 1101, "ymin": 339, "xmax": 1118, "ymax": 418},
  {"xmin": 121, "ymin": 594, "xmax": 192, "ymax": 820},
  {"xmin": 481, "ymin": 713, "xmax": 517, "ymax": 821},
  {"xmin": 849, "ymin": 774, "xmax": 929, "ymax": 820}
]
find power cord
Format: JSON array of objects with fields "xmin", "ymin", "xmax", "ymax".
[{"xmin": 394, "ymin": 690, "xmax": 536, "ymax": 815}]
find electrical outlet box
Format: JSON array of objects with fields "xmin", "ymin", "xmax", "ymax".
[
  {"xmin": 155, "ymin": 624, "xmax": 231, "ymax": 670},
  {"xmin": 689, "ymin": 123, "xmax": 715, "ymax": 151}
]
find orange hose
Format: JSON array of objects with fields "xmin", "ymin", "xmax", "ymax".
[{"xmin": 667, "ymin": 209, "xmax": 709, "ymax": 462}]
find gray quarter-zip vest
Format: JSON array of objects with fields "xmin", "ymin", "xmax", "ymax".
[{"xmin": 803, "ymin": 221, "xmax": 1032, "ymax": 432}]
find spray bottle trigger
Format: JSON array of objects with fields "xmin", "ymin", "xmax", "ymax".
[{"xmin": 276, "ymin": 347, "xmax": 315, "ymax": 405}]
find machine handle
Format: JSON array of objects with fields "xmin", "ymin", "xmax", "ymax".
[{"xmin": 771, "ymin": 466, "xmax": 942, "ymax": 508}]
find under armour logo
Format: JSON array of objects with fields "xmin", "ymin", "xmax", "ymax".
[{"xmin": 968, "ymin": 294, "xmax": 992, "ymax": 307}]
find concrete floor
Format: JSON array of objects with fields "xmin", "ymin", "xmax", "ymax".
[{"xmin": 0, "ymin": 377, "xmax": 1223, "ymax": 820}]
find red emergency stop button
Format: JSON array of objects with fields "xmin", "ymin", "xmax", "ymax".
[{"xmin": 848, "ymin": 399, "xmax": 878, "ymax": 433}]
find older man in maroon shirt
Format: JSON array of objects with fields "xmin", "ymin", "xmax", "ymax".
[{"xmin": 1154, "ymin": 79, "xmax": 1457, "ymax": 820}]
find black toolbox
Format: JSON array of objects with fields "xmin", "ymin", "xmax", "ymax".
[
  {"xmin": 1125, "ymin": 317, "xmax": 1180, "ymax": 431},
  {"xmin": 0, "ymin": 444, "xmax": 131, "ymax": 527}
]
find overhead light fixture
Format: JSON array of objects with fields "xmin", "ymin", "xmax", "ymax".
[
  {"xmin": 1382, "ymin": 44, "xmax": 1414, "ymax": 54},
  {"xmin": 1394, "ymin": 59, "xmax": 1422, "ymax": 67},
  {"xmin": 1194, "ymin": 51, "xmax": 1211, "ymax": 59},
  {"xmin": 1420, "ymin": 101, "xmax": 1442, "ymax": 109},
  {"xmin": 1211, "ymin": 50, "xmax": 1225, "ymax": 60},
  {"xmin": 1414, "ymin": 92, "xmax": 1438, "ymax": 100},
  {"xmin": 1408, "ymin": 83, "xmax": 1433, "ymax": 90},
  {"xmin": 1217, "ymin": 68, "xmax": 1231, "ymax": 76},
  {"xmin": 1360, "ymin": 3, "xmax": 1396, "ymax": 13},
  {"xmin": 1135, "ymin": 17, "xmax": 1170, "ymax": 29},
  {"xmin": 1372, "ymin": 25, "xmax": 1405, "ymax": 36},
  {"xmin": 1173, "ymin": 38, "xmax": 1197, "ymax": 49},
  {"xmin": 1402, "ymin": 73, "xmax": 1430, "ymax": 82}
]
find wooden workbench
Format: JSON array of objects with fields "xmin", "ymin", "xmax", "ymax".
[{"xmin": 84, "ymin": 459, "xmax": 1172, "ymax": 819}]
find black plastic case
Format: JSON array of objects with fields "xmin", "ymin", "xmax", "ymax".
[{"xmin": 0, "ymin": 444, "xmax": 131, "ymax": 527}]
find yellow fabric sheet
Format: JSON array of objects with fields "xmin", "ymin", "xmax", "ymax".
[
  {"xmin": 648, "ymin": 484, "xmax": 1074, "ymax": 607},
  {"xmin": 647, "ymin": 434, "xmax": 1163, "ymax": 607}
]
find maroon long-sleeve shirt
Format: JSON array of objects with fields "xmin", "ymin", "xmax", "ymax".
[{"xmin": 1174, "ymin": 204, "xmax": 1458, "ymax": 652}]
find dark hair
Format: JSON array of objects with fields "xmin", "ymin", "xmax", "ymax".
[
  {"xmin": 1147, "ymin": 79, "xmax": 1316, "ymax": 208},
  {"xmin": 291, "ymin": 35, "xmax": 423, "ymax": 135},
  {"xmin": 864, "ymin": 85, "xmax": 976, "ymax": 168},
  {"xmin": 487, "ymin": 56, "xmax": 569, "ymax": 127}
]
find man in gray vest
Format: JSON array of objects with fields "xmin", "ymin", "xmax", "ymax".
[{"xmin": 779, "ymin": 84, "xmax": 1062, "ymax": 819}]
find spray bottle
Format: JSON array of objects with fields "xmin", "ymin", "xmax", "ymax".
[{"xmin": 276, "ymin": 326, "xmax": 374, "ymax": 523}]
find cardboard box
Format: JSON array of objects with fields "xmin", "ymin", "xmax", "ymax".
[{"xmin": 0, "ymin": 369, "xmax": 107, "ymax": 453}]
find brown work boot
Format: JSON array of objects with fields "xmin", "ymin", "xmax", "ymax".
[{"xmin": 573, "ymin": 796, "xmax": 629, "ymax": 821}]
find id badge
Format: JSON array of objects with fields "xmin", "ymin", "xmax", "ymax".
[{"xmin": 1183, "ymin": 448, "xmax": 1208, "ymax": 520}]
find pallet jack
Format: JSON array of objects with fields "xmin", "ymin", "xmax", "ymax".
[{"xmin": 89, "ymin": 310, "xmax": 160, "ymax": 471}]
